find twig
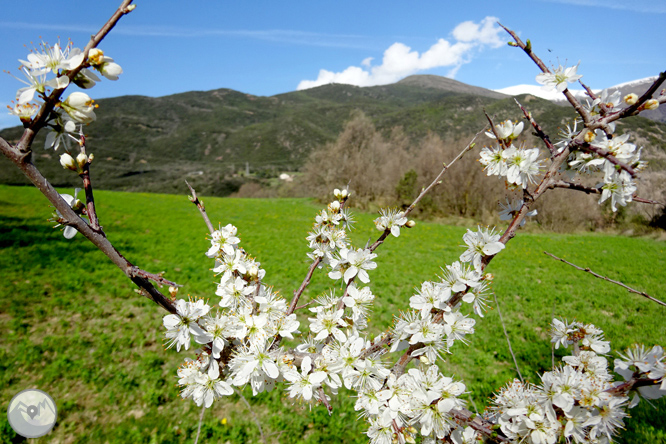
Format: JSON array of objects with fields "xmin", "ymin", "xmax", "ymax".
[
  {"xmin": 369, "ymin": 130, "xmax": 483, "ymax": 253},
  {"xmin": 544, "ymin": 252, "xmax": 666, "ymax": 307},
  {"xmin": 484, "ymin": 110, "xmax": 509, "ymax": 150},
  {"xmin": 579, "ymin": 142, "xmax": 637, "ymax": 178},
  {"xmin": 77, "ymin": 134, "xmax": 103, "ymax": 232},
  {"xmin": 514, "ymin": 98, "xmax": 556, "ymax": 156},
  {"xmin": 193, "ymin": 404, "xmax": 206, "ymax": 444},
  {"xmin": 613, "ymin": 71, "xmax": 666, "ymax": 121},
  {"xmin": 186, "ymin": 181, "xmax": 215, "ymax": 235},
  {"xmin": 548, "ymin": 180, "xmax": 664, "ymax": 205},
  {"xmin": 286, "ymin": 257, "xmax": 321, "ymax": 315},
  {"xmin": 0, "ymin": 137, "xmax": 177, "ymax": 314},
  {"xmin": 130, "ymin": 266, "xmax": 180, "ymax": 288},
  {"xmin": 579, "ymin": 81, "xmax": 598, "ymax": 102},
  {"xmin": 318, "ymin": 386, "xmax": 333, "ymax": 415},
  {"xmin": 493, "ymin": 293, "xmax": 523, "ymax": 383},
  {"xmin": 498, "ymin": 23, "xmax": 592, "ymax": 125},
  {"xmin": 235, "ymin": 388, "xmax": 267, "ymax": 444}
]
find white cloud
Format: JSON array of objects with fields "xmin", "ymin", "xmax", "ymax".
[
  {"xmin": 451, "ymin": 18, "xmax": 505, "ymax": 47},
  {"xmin": 297, "ymin": 17, "xmax": 505, "ymax": 90}
]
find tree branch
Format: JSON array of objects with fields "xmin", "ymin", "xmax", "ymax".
[
  {"xmin": 514, "ymin": 98, "xmax": 556, "ymax": 156},
  {"xmin": 0, "ymin": 136, "xmax": 177, "ymax": 314},
  {"xmin": 544, "ymin": 252, "xmax": 666, "ymax": 307},
  {"xmin": 186, "ymin": 180, "xmax": 215, "ymax": 234},
  {"xmin": 499, "ymin": 23, "xmax": 593, "ymax": 125}
]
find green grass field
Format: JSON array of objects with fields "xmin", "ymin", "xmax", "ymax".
[{"xmin": 1, "ymin": 184, "xmax": 665, "ymax": 443}]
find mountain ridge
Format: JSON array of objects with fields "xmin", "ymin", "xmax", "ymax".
[{"xmin": 1, "ymin": 75, "xmax": 664, "ymax": 196}]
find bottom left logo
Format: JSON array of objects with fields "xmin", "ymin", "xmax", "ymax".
[{"xmin": 7, "ymin": 389, "xmax": 58, "ymax": 438}]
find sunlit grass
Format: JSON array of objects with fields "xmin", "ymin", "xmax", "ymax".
[{"xmin": 1, "ymin": 185, "xmax": 664, "ymax": 443}]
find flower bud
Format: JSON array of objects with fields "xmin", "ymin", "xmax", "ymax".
[
  {"xmin": 60, "ymin": 153, "xmax": 77, "ymax": 171},
  {"xmin": 405, "ymin": 220, "xmax": 416, "ymax": 228},
  {"xmin": 61, "ymin": 92, "xmax": 96, "ymax": 124},
  {"xmin": 329, "ymin": 200, "xmax": 341, "ymax": 212},
  {"xmin": 643, "ymin": 99, "xmax": 659, "ymax": 110},
  {"xmin": 419, "ymin": 355, "xmax": 430, "ymax": 364},
  {"xmin": 333, "ymin": 188, "xmax": 349, "ymax": 200},
  {"xmin": 248, "ymin": 265, "xmax": 259, "ymax": 280},
  {"xmin": 71, "ymin": 199, "xmax": 85, "ymax": 212},
  {"xmin": 623, "ymin": 93, "xmax": 638, "ymax": 105},
  {"xmin": 169, "ymin": 286, "xmax": 179, "ymax": 298},
  {"xmin": 76, "ymin": 153, "xmax": 88, "ymax": 170},
  {"xmin": 584, "ymin": 131, "xmax": 595, "ymax": 143}
]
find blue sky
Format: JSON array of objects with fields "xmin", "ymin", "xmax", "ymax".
[{"xmin": 1, "ymin": 0, "xmax": 665, "ymax": 129}]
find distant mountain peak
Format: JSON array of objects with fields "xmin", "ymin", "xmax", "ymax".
[{"xmin": 396, "ymin": 75, "xmax": 508, "ymax": 99}]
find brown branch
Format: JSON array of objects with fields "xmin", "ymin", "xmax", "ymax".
[
  {"xmin": 514, "ymin": 98, "xmax": 556, "ymax": 156},
  {"xmin": 604, "ymin": 376, "xmax": 663, "ymax": 397},
  {"xmin": 78, "ymin": 135, "xmax": 101, "ymax": 232},
  {"xmin": 80, "ymin": 166, "xmax": 101, "ymax": 232},
  {"xmin": 579, "ymin": 81, "xmax": 598, "ymax": 102},
  {"xmin": 612, "ymin": 71, "xmax": 666, "ymax": 121},
  {"xmin": 130, "ymin": 267, "xmax": 180, "ymax": 288},
  {"xmin": 450, "ymin": 409, "xmax": 510, "ymax": 442},
  {"xmin": 286, "ymin": 257, "xmax": 321, "ymax": 315},
  {"xmin": 549, "ymin": 180, "xmax": 600, "ymax": 195},
  {"xmin": 0, "ymin": 137, "xmax": 177, "ymax": 314},
  {"xmin": 499, "ymin": 23, "xmax": 592, "ymax": 125},
  {"xmin": 318, "ymin": 387, "xmax": 333, "ymax": 415},
  {"xmin": 549, "ymin": 180, "xmax": 664, "ymax": 205},
  {"xmin": 186, "ymin": 180, "xmax": 215, "ymax": 234},
  {"xmin": 579, "ymin": 142, "xmax": 637, "ymax": 178},
  {"xmin": 544, "ymin": 252, "xmax": 666, "ymax": 307}
]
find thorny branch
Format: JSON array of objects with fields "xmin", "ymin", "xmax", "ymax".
[
  {"xmin": 498, "ymin": 23, "xmax": 593, "ymax": 125},
  {"xmin": 514, "ymin": 98, "xmax": 556, "ymax": 156},
  {"xmin": 544, "ymin": 252, "xmax": 666, "ymax": 307},
  {"xmin": 548, "ymin": 180, "xmax": 664, "ymax": 206}
]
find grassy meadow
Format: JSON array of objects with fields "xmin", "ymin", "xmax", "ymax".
[{"xmin": 1, "ymin": 184, "xmax": 665, "ymax": 443}]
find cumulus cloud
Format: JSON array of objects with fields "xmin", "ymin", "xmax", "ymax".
[{"xmin": 297, "ymin": 16, "xmax": 504, "ymax": 90}]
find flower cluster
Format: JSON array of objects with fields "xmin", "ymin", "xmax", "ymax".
[
  {"xmin": 479, "ymin": 120, "xmax": 543, "ymax": 189},
  {"xmin": 374, "ymin": 208, "xmax": 409, "ymax": 237},
  {"xmin": 460, "ymin": 226, "xmax": 505, "ymax": 271},
  {"xmin": 555, "ymin": 86, "xmax": 650, "ymax": 213},
  {"xmin": 615, "ymin": 344, "xmax": 666, "ymax": 408},
  {"xmin": 163, "ymin": 223, "xmax": 302, "ymax": 405},
  {"xmin": 306, "ymin": 188, "xmax": 354, "ymax": 262},
  {"xmin": 7, "ymin": 41, "xmax": 122, "ymax": 151},
  {"xmin": 491, "ymin": 319, "xmax": 665, "ymax": 443},
  {"xmin": 160, "ymin": 191, "xmax": 513, "ymax": 443}
]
